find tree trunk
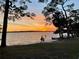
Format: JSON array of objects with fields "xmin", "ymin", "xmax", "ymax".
[
  {"xmin": 1, "ymin": 0, "xmax": 9, "ymax": 47},
  {"xmin": 59, "ymin": 27, "xmax": 63, "ymax": 40},
  {"xmin": 67, "ymin": 26, "xmax": 70, "ymax": 38},
  {"xmin": 61, "ymin": 4, "xmax": 70, "ymax": 38},
  {"xmin": 61, "ymin": 5, "xmax": 67, "ymax": 19}
]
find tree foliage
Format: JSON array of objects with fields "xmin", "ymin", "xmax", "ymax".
[
  {"xmin": 41, "ymin": 0, "xmax": 79, "ymax": 38},
  {"xmin": 0, "ymin": 0, "xmax": 36, "ymax": 21},
  {"xmin": 0, "ymin": 0, "xmax": 36, "ymax": 47}
]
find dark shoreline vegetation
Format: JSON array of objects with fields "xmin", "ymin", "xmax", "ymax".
[
  {"xmin": 0, "ymin": 31, "xmax": 54, "ymax": 33},
  {"xmin": 0, "ymin": 39, "xmax": 79, "ymax": 59}
]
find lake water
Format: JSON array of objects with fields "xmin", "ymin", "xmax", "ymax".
[{"xmin": 0, "ymin": 32, "xmax": 59, "ymax": 46}]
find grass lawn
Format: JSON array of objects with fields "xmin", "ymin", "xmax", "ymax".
[{"xmin": 0, "ymin": 39, "xmax": 79, "ymax": 59}]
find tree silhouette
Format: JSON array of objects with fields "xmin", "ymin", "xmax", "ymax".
[
  {"xmin": 68, "ymin": 9, "xmax": 79, "ymax": 37},
  {"xmin": 0, "ymin": 0, "xmax": 36, "ymax": 47},
  {"xmin": 41, "ymin": 0, "xmax": 79, "ymax": 38},
  {"xmin": 1, "ymin": 0, "xmax": 9, "ymax": 47},
  {"xmin": 41, "ymin": 0, "xmax": 68, "ymax": 38}
]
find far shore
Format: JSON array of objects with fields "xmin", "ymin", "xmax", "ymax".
[{"xmin": 0, "ymin": 31, "xmax": 54, "ymax": 33}]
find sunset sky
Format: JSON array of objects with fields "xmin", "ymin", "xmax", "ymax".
[
  {"xmin": 0, "ymin": 14, "xmax": 57, "ymax": 32},
  {"xmin": 0, "ymin": 0, "xmax": 79, "ymax": 32},
  {"xmin": 7, "ymin": 15, "xmax": 57, "ymax": 32}
]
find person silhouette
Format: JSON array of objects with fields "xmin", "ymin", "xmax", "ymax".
[{"xmin": 40, "ymin": 36, "xmax": 45, "ymax": 43}]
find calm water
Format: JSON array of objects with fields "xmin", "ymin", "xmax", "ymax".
[{"xmin": 0, "ymin": 32, "xmax": 59, "ymax": 46}]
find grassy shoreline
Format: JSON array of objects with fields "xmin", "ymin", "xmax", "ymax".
[{"xmin": 0, "ymin": 39, "xmax": 79, "ymax": 59}]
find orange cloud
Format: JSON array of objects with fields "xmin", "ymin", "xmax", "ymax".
[
  {"xmin": 7, "ymin": 15, "xmax": 57, "ymax": 32},
  {"xmin": 7, "ymin": 23, "xmax": 57, "ymax": 32}
]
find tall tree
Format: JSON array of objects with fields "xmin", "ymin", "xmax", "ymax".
[
  {"xmin": 1, "ymin": 0, "xmax": 9, "ymax": 47},
  {"xmin": 41, "ymin": 0, "xmax": 79, "ymax": 38},
  {"xmin": 0, "ymin": 0, "xmax": 35, "ymax": 47},
  {"xmin": 41, "ymin": 0, "xmax": 67, "ymax": 38}
]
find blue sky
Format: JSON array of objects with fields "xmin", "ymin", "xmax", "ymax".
[
  {"xmin": 26, "ymin": 0, "xmax": 79, "ymax": 15},
  {"xmin": 0, "ymin": 0, "xmax": 79, "ymax": 24}
]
